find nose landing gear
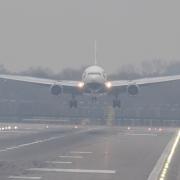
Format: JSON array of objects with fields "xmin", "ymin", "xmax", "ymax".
[{"xmin": 91, "ymin": 96, "xmax": 97, "ymax": 103}]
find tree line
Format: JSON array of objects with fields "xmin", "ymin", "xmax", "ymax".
[{"xmin": 1, "ymin": 59, "xmax": 180, "ymax": 80}]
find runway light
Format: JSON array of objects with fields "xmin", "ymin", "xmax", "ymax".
[
  {"xmin": 8, "ymin": 126, "xmax": 11, "ymax": 130},
  {"xmin": 159, "ymin": 130, "xmax": 180, "ymax": 180},
  {"xmin": 14, "ymin": 126, "xmax": 18, "ymax": 130},
  {"xmin": 159, "ymin": 128, "xmax": 162, "ymax": 132},
  {"xmin": 78, "ymin": 82, "xmax": 84, "ymax": 88},
  {"xmin": 127, "ymin": 127, "xmax": 131, "ymax": 130},
  {"xmin": 105, "ymin": 81, "xmax": 112, "ymax": 89},
  {"xmin": 74, "ymin": 125, "xmax": 78, "ymax": 129}
]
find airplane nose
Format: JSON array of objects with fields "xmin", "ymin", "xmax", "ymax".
[
  {"xmin": 87, "ymin": 75, "xmax": 104, "ymax": 83},
  {"xmin": 91, "ymin": 75, "xmax": 97, "ymax": 80}
]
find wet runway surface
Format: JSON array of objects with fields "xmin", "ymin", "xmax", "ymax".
[{"xmin": 0, "ymin": 123, "xmax": 179, "ymax": 180}]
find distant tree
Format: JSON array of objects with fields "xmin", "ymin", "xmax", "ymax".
[
  {"xmin": 0, "ymin": 64, "xmax": 8, "ymax": 74},
  {"xmin": 109, "ymin": 64, "xmax": 141, "ymax": 80},
  {"xmin": 2, "ymin": 59, "xmax": 180, "ymax": 81},
  {"xmin": 20, "ymin": 67, "xmax": 54, "ymax": 79},
  {"xmin": 140, "ymin": 59, "xmax": 167, "ymax": 77},
  {"xmin": 58, "ymin": 66, "xmax": 85, "ymax": 80},
  {"xmin": 165, "ymin": 61, "xmax": 180, "ymax": 75}
]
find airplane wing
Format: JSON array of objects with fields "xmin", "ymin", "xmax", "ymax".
[
  {"xmin": 0, "ymin": 74, "xmax": 82, "ymax": 94},
  {"xmin": 109, "ymin": 75, "xmax": 180, "ymax": 94},
  {"xmin": 1, "ymin": 74, "xmax": 180, "ymax": 95},
  {"xmin": 132, "ymin": 75, "xmax": 180, "ymax": 86}
]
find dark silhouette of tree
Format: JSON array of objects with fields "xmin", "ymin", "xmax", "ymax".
[
  {"xmin": 0, "ymin": 64, "xmax": 8, "ymax": 74},
  {"xmin": 20, "ymin": 67, "xmax": 54, "ymax": 79},
  {"xmin": 165, "ymin": 61, "xmax": 180, "ymax": 75},
  {"xmin": 1, "ymin": 59, "xmax": 180, "ymax": 80},
  {"xmin": 140, "ymin": 59, "xmax": 167, "ymax": 77}
]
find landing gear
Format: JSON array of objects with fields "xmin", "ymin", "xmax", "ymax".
[
  {"xmin": 91, "ymin": 96, "xmax": 97, "ymax": 103},
  {"xmin": 113, "ymin": 99, "xmax": 121, "ymax": 108},
  {"xmin": 69, "ymin": 95, "xmax": 78, "ymax": 108},
  {"xmin": 69, "ymin": 99, "xmax": 78, "ymax": 108}
]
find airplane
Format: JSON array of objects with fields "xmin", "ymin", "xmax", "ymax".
[
  {"xmin": 1, "ymin": 43, "xmax": 180, "ymax": 108},
  {"xmin": 1, "ymin": 63, "xmax": 180, "ymax": 108}
]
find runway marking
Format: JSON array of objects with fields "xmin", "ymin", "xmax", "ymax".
[
  {"xmin": 0, "ymin": 127, "xmax": 104, "ymax": 153},
  {"xmin": 28, "ymin": 168, "xmax": 116, "ymax": 174},
  {"xmin": 0, "ymin": 140, "xmax": 45, "ymax": 152},
  {"xmin": 0, "ymin": 131, "xmax": 38, "ymax": 133},
  {"xmin": 8, "ymin": 176, "xmax": 42, "ymax": 179},
  {"xmin": 159, "ymin": 130, "xmax": 180, "ymax": 180},
  {"xmin": 70, "ymin": 151, "xmax": 92, "ymax": 154},
  {"xmin": 125, "ymin": 133, "xmax": 157, "ymax": 136},
  {"xmin": 46, "ymin": 161, "xmax": 72, "ymax": 164},
  {"xmin": 147, "ymin": 130, "xmax": 180, "ymax": 180},
  {"xmin": 59, "ymin": 155, "xmax": 83, "ymax": 159}
]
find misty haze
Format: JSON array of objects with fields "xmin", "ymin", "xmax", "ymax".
[{"xmin": 0, "ymin": 1, "xmax": 179, "ymax": 180}]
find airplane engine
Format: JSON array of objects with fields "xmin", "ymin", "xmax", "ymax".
[
  {"xmin": 127, "ymin": 84, "xmax": 139, "ymax": 95},
  {"xmin": 50, "ymin": 84, "xmax": 62, "ymax": 95}
]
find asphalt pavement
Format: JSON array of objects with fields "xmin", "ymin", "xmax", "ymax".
[{"xmin": 0, "ymin": 123, "xmax": 178, "ymax": 180}]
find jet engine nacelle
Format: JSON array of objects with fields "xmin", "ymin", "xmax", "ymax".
[
  {"xmin": 50, "ymin": 84, "xmax": 62, "ymax": 96},
  {"xmin": 127, "ymin": 84, "xmax": 139, "ymax": 95}
]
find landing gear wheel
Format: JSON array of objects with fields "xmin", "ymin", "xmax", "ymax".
[
  {"xmin": 69, "ymin": 99, "xmax": 78, "ymax": 108},
  {"xmin": 113, "ymin": 99, "xmax": 121, "ymax": 108},
  {"xmin": 92, "ymin": 96, "xmax": 97, "ymax": 103}
]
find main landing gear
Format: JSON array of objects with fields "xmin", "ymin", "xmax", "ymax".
[
  {"xmin": 69, "ymin": 95, "xmax": 78, "ymax": 108},
  {"xmin": 113, "ymin": 98, "xmax": 121, "ymax": 108}
]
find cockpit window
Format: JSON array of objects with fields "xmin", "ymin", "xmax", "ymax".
[{"xmin": 88, "ymin": 72, "xmax": 101, "ymax": 75}]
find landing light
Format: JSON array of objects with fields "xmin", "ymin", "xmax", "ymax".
[
  {"xmin": 105, "ymin": 81, "xmax": 112, "ymax": 89},
  {"xmin": 78, "ymin": 82, "xmax": 84, "ymax": 88}
]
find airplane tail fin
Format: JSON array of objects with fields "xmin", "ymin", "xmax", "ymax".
[{"xmin": 94, "ymin": 40, "xmax": 97, "ymax": 65}]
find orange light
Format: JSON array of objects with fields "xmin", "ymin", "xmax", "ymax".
[{"xmin": 105, "ymin": 81, "xmax": 112, "ymax": 89}]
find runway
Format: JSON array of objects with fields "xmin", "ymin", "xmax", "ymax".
[{"xmin": 0, "ymin": 123, "xmax": 179, "ymax": 180}]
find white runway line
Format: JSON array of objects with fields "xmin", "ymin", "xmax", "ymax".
[
  {"xmin": 0, "ymin": 130, "xmax": 36, "ymax": 134},
  {"xmin": 70, "ymin": 151, "xmax": 92, "ymax": 154},
  {"xmin": 148, "ymin": 130, "xmax": 180, "ymax": 180},
  {"xmin": 28, "ymin": 168, "xmax": 116, "ymax": 174},
  {"xmin": 0, "ymin": 140, "xmax": 45, "ymax": 153},
  {"xmin": 59, "ymin": 155, "xmax": 83, "ymax": 159},
  {"xmin": 8, "ymin": 176, "xmax": 42, "ymax": 179},
  {"xmin": 0, "ymin": 127, "xmax": 104, "ymax": 153},
  {"xmin": 159, "ymin": 130, "xmax": 180, "ymax": 180},
  {"xmin": 125, "ymin": 133, "xmax": 157, "ymax": 136},
  {"xmin": 46, "ymin": 161, "xmax": 72, "ymax": 164}
]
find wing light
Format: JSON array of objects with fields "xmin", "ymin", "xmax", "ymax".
[
  {"xmin": 105, "ymin": 81, "xmax": 112, "ymax": 89},
  {"xmin": 78, "ymin": 82, "xmax": 85, "ymax": 88}
]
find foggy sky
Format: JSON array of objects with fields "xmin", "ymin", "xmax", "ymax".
[{"xmin": 0, "ymin": 0, "xmax": 180, "ymax": 74}]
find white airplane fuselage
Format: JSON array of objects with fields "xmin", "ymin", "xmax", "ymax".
[{"xmin": 82, "ymin": 65, "xmax": 107, "ymax": 93}]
